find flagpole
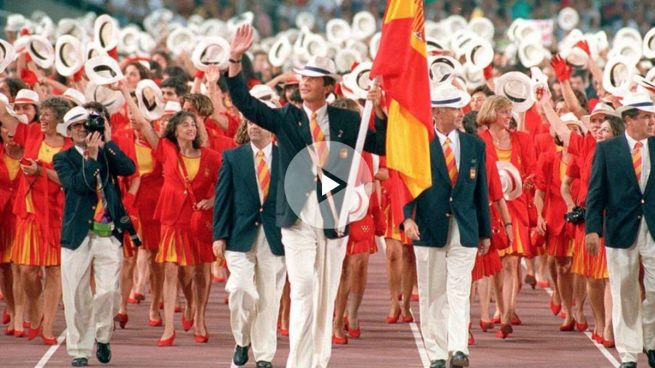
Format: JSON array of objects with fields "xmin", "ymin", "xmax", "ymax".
[{"xmin": 336, "ymin": 98, "xmax": 374, "ymax": 234}]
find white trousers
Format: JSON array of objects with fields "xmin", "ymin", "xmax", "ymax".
[
  {"xmin": 282, "ymin": 195, "xmax": 348, "ymax": 368},
  {"xmin": 606, "ymin": 219, "xmax": 655, "ymax": 363},
  {"xmin": 61, "ymin": 232, "xmax": 122, "ymax": 359},
  {"xmin": 225, "ymin": 228, "xmax": 286, "ymax": 362},
  {"xmin": 414, "ymin": 222, "xmax": 478, "ymax": 361}
]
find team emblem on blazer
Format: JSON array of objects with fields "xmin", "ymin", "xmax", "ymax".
[
  {"xmin": 120, "ymin": 216, "xmax": 129, "ymax": 224},
  {"xmin": 337, "ymin": 129, "xmax": 344, "ymax": 138},
  {"xmin": 470, "ymin": 167, "xmax": 476, "ymax": 180}
]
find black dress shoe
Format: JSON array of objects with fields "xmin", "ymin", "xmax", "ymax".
[
  {"xmin": 450, "ymin": 351, "xmax": 470, "ymax": 368},
  {"xmin": 256, "ymin": 361, "xmax": 273, "ymax": 368},
  {"xmin": 647, "ymin": 349, "xmax": 655, "ymax": 368},
  {"xmin": 71, "ymin": 357, "xmax": 88, "ymax": 367},
  {"xmin": 233, "ymin": 345, "xmax": 249, "ymax": 366},
  {"xmin": 96, "ymin": 342, "xmax": 111, "ymax": 364},
  {"xmin": 618, "ymin": 363, "xmax": 636, "ymax": 368},
  {"xmin": 430, "ymin": 360, "xmax": 446, "ymax": 368}
]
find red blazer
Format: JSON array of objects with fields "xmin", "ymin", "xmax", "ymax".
[
  {"xmin": 12, "ymin": 123, "xmax": 72, "ymax": 246},
  {"xmin": 479, "ymin": 130, "xmax": 536, "ymax": 227},
  {"xmin": 0, "ymin": 146, "xmax": 20, "ymax": 216},
  {"xmin": 535, "ymin": 150, "xmax": 579, "ymax": 235},
  {"xmin": 567, "ymin": 133, "xmax": 596, "ymax": 205},
  {"xmin": 153, "ymin": 139, "xmax": 221, "ymax": 226}
]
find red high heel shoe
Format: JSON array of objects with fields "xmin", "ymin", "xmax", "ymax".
[
  {"xmin": 14, "ymin": 329, "xmax": 25, "ymax": 337},
  {"xmin": 491, "ymin": 315, "xmax": 501, "ymax": 325},
  {"xmin": 385, "ymin": 310, "xmax": 400, "ymax": 324},
  {"xmin": 27, "ymin": 320, "xmax": 43, "ymax": 341},
  {"xmin": 575, "ymin": 321, "xmax": 588, "ymax": 332},
  {"xmin": 157, "ymin": 332, "xmax": 176, "ymax": 347},
  {"xmin": 602, "ymin": 338, "xmax": 615, "ymax": 348},
  {"xmin": 559, "ymin": 319, "xmax": 576, "ymax": 332},
  {"xmin": 279, "ymin": 328, "xmax": 289, "ymax": 336},
  {"xmin": 4, "ymin": 327, "xmax": 14, "ymax": 336},
  {"xmin": 2, "ymin": 308, "xmax": 9, "ymax": 325},
  {"xmin": 348, "ymin": 326, "xmax": 361, "ymax": 339},
  {"xmin": 114, "ymin": 313, "xmax": 128, "ymax": 329},
  {"xmin": 510, "ymin": 313, "xmax": 522, "ymax": 326},
  {"xmin": 148, "ymin": 318, "xmax": 163, "ymax": 327},
  {"xmin": 496, "ymin": 323, "xmax": 513, "ymax": 339},
  {"xmin": 411, "ymin": 293, "xmax": 419, "ymax": 302},
  {"xmin": 538, "ymin": 280, "xmax": 550, "ymax": 289},
  {"xmin": 468, "ymin": 324, "xmax": 475, "ymax": 346},
  {"xmin": 194, "ymin": 334, "xmax": 209, "ymax": 343},
  {"xmin": 480, "ymin": 320, "xmax": 494, "ymax": 332},
  {"xmin": 181, "ymin": 315, "xmax": 194, "ymax": 332},
  {"xmin": 41, "ymin": 333, "xmax": 57, "ymax": 345},
  {"xmin": 127, "ymin": 296, "xmax": 139, "ymax": 304},
  {"xmin": 550, "ymin": 298, "xmax": 562, "ymax": 316},
  {"xmin": 332, "ymin": 335, "xmax": 348, "ymax": 345},
  {"xmin": 401, "ymin": 312, "xmax": 414, "ymax": 323}
]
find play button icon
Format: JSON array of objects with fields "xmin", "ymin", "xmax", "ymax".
[
  {"xmin": 318, "ymin": 170, "xmax": 346, "ymax": 200},
  {"xmin": 284, "ymin": 141, "xmax": 372, "ymax": 230}
]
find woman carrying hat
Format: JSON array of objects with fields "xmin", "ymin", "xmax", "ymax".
[
  {"xmin": 0, "ymin": 121, "xmax": 23, "ymax": 336},
  {"xmin": 110, "ymin": 84, "xmax": 166, "ymax": 328},
  {"xmin": 132, "ymin": 97, "xmax": 220, "ymax": 345},
  {"xmin": 477, "ymin": 95, "xmax": 537, "ymax": 337},
  {"xmin": 5, "ymin": 97, "xmax": 73, "ymax": 344}
]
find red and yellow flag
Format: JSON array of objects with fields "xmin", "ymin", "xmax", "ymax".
[{"xmin": 371, "ymin": 0, "xmax": 433, "ymax": 223}]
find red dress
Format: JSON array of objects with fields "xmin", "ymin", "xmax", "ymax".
[
  {"xmin": 479, "ymin": 130, "xmax": 536, "ymax": 258},
  {"xmin": 11, "ymin": 124, "xmax": 72, "ymax": 266},
  {"xmin": 115, "ymin": 133, "xmax": 164, "ymax": 255},
  {"xmin": 153, "ymin": 140, "xmax": 221, "ymax": 266},
  {"xmin": 0, "ymin": 146, "xmax": 20, "ymax": 263},
  {"xmin": 566, "ymin": 133, "xmax": 608, "ymax": 279},
  {"xmin": 472, "ymin": 149, "xmax": 504, "ymax": 281}
]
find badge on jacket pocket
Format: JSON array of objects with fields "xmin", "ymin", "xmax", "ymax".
[{"xmin": 469, "ymin": 167, "xmax": 476, "ymax": 180}]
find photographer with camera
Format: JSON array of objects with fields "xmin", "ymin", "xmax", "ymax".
[{"xmin": 53, "ymin": 105, "xmax": 137, "ymax": 367}]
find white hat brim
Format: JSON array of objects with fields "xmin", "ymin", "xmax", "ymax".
[
  {"xmin": 135, "ymin": 79, "xmax": 165, "ymax": 121},
  {"xmin": 55, "ymin": 35, "xmax": 86, "ymax": 77},
  {"xmin": 495, "ymin": 72, "xmax": 535, "ymax": 113}
]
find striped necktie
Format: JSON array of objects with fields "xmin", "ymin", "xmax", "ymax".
[
  {"xmin": 443, "ymin": 137, "xmax": 458, "ymax": 187},
  {"xmin": 256, "ymin": 150, "xmax": 271, "ymax": 203},
  {"xmin": 310, "ymin": 111, "xmax": 328, "ymax": 166},
  {"xmin": 633, "ymin": 141, "xmax": 643, "ymax": 183}
]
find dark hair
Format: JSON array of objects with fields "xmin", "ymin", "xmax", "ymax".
[
  {"xmin": 2, "ymin": 78, "xmax": 27, "ymax": 99},
  {"xmin": 571, "ymin": 69, "xmax": 588, "ymax": 83},
  {"xmin": 163, "ymin": 66, "xmax": 191, "ymax": 83},
  {"xmin": 605, "ymin": 115, "xmax": 625, "ymax": 137},
  {"xmin": 148, "ymin": 60, "xmax": 163, "ymax": 79},
  {"xmin": 41, "ymin": 97, "xmax": 72, "ymax": 123},
  {"xmin": 83, "ymin": 101, "xmax": 111, "ymax": 122},
  {"xmin": 241, "ymin": 54, "xmax": 259, "ymax": 83},
  {"xmin": 160, "ymin": 77, "xmax": 189, "ymax": 97},
  {"xmin": 123, "ymin": 61, "xmax": 151, "ymax": 81},
  {"xmin": 471, "ymin": 85, "xmax": 493, "ymax": 97},
  {"xmin": 622, "ymin": 108, "xmax": 642, "ymax": 121},
  {"xmin": 152, "ymin": 50, "xmax": 172, "ymax": 67},
  {"xmin": 181, "ymin": 93, "xmax": 214, "ymax": 118},
  {"xmin": 163, "ymin": 111, "xmax": 202, "ymax": 149},
  {"xmin": 462, "ymin": 111, "xmax": 479, "ymax": 135}
]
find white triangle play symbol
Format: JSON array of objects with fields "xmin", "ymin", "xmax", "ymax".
[{"xmin": 321, "ymin": 174, "xmax": 340, "ymax": 197}]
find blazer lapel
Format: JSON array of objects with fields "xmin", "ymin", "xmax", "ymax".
[
  {"xmin": 237, "ymin": 145, "xmax": 260, "ymax": 200},
  {"xmin": 455, "ymin": 134, "xmax": 472, "ymax": 189},
  {"xmin": 618, "ymin": 136, "xmax": 641, "ymax": 192},
  {"xmin": 430, "ymin": 138, "xmax": 450, "ymax": 185},
  {"xmin": 297, "ymin": 107, "xmax": 314, "ymax": 147}
]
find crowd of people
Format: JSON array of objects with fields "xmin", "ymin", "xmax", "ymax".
[{"xmin": 0, "ymin": 3, "xmax": 654, "ymax": 368}]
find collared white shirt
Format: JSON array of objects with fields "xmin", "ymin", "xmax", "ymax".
[
  {"xmin": 74, "ymin": 145, "xmax": 86, "ymax": 157},
  {"xmin": 303, "ymin": 103, "xmax": 330, "ymax": 142},
  {"xmin": 251, "ymin": 142, "xmax": 273, "ymax": 203},
  {"xmin": 435, "ymin": 128, "xmax": 460, "ymax": 169},
  {"xmin": 625, "ymin": 132, "xmax": 650, "ymax": 190}
]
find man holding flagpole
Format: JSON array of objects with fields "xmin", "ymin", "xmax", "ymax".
[{"xmin": 225, "ymin": 24, "xmax": 387, "ymax": 368}]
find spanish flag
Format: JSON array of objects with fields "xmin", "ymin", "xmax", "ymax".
[{"xmin": 371, "ymin": 0, "xmax": 433, "ymax": 223}]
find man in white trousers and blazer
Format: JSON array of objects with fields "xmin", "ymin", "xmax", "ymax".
[
  {"xmin": 586, "ymin": 93, "xmax": 655, "ymax": 368},
  {"xmin": 403, "ymin": 85, "xmax": 491, "ymax": 368},
  {"xmin": 213, "ymin": 117, "xmax": 286, "ymax": 368},
  {"xmin": 226, "ymin": 25, "xmax": 387, "ymax": 368}
]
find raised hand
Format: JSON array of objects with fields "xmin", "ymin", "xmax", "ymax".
[
  {"xmin": 575, "ymin": 39, "xmax": 591, "ymax": 57},
  {"xmin": 206, "ymin": 64, "xmax": 220, "ymax": 84},
  {"xmin": 550, "ymin": 55, "xmax": 572, "ymax": 82},
  {"xmin": 230, "ymin": 24, "xmax": 254, "ymax": 60}
]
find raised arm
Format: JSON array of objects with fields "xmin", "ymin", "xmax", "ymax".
[
  {"xmin": 206, "ymin": 65, "xmax": 229, "ymax": 131},
  {"xmin": 116, "ymin": 81, "xmax": 160, "ymax": 149},
  {"xmin": 538, "ymin": 88, "xmax": 572, "ymax": 146}
]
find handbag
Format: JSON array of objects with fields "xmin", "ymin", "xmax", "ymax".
[
  {"xmin": 490, "ymin": 217, "xmax": 510, "ymax": 251},
  {"xmin": 177, "ymin": 152, "xmax": 213, "ymax": 244}
]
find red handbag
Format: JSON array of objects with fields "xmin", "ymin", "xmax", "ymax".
[{"xmin": 491, "ymin": 218, "xmax": 510, "ymax": 251}]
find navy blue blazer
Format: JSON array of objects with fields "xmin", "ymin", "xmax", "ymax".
[
  {"xmin": 226, "ymin": 73, "xmax": 387, "ymax": 239},
  {"xmin": 54, "ymin": 142, "xmax": 137, "ymax": 250},
  {"xmin": 403, "ymin": 132, "xmax": 491, "ymax": 247},
  {"xmin": 586, "ymin": 135, "xmax": 655, "ymax": 248},
  {"xmin": 213, "ymin": 144, "xmax": 283, "ymax": 256}
]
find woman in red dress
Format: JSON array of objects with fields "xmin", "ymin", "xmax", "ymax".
[
  {"xmin": 5, "ymin": 97, "xmax": 72, "ymax": 343},
  {"xmin": 477, "ymin": 96, "xmax": 536, "ymax": 333},
  {"xmin": 135, "ymin": 110, "xmax": 220, "ymax": 345},
  {"xmin": 0, "ymin": 123, "xmax": 22, "ymax": 335}
]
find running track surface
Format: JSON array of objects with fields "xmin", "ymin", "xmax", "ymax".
[{"xmin": 2, "ymin": 254, "xmax": 650, "ymax": 367}]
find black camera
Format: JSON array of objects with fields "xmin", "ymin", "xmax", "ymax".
[
  {"xmin": 564, "ymin": 206, "xmax": 586, "ymax": 224},
  {"xmin": 85, "ymin": 114, "xmax": 105, "ymax": 138}
]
